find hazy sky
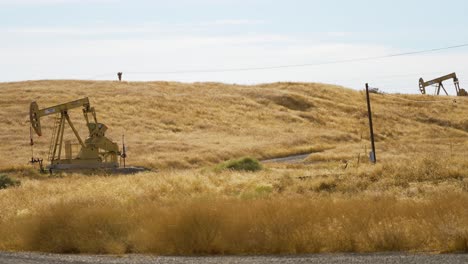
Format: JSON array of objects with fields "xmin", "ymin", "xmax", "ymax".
[{"xmin": 2, "ymin": 0, "xmax": 468, "ymax": 93}]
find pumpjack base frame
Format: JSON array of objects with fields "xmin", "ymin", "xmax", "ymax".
[
  {"xmin": 47, "ymin": 159, "xmax": 148, "ymax": 175},
  {"xmin": 48, "ymin": 159, "xmax": 118, "ymax": 170}
]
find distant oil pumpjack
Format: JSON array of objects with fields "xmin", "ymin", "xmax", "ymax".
[
  {"xmin": 419, "ymin": 72, "xmax": 467, "ymax": 96},
  {"xmin": 29, "ymin": 97, "xmax": 124, "ymax": 171}
]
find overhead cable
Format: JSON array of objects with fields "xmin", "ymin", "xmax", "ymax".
[{"xmin": 122, "ymin": 43, "xmax": 468, "ymax": 75}]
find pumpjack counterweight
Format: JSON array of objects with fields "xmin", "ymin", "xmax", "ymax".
[{"xmin": 29, "ymin": 97, "xmax": 121, "ymax": 171}]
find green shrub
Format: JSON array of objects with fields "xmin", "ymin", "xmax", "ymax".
[
  {"xmin": 0, "ymin": 174, "xmax": 20, "ymax": 190},
  {"xmin": 217, "ymin": 157, "xmax": 262, "ymax": 172}
]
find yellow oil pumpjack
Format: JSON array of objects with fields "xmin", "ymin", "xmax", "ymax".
[
  {"xmin": 419, "ymin": 72, "xmax": 467, "ymax": 96},
  {"xmin": 29, "ymin": 97, "xmax": 125, "ymax": 171}
]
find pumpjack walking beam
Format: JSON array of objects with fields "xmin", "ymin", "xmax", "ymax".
[{"xmin": 30, "ymin": 98, "xmax": 91, "ymax": 137}]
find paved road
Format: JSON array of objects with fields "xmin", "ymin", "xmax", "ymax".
[
  {"xmin": 261, "ymin": 153, "xmax": 311, "ymax": 164},
  {"xmin": 0, "ymin": 252, "xmax": 467, "ymax": 264}
]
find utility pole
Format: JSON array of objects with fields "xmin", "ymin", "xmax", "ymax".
[{"xmin": 365, "ymin": 83, "xmax": 377, "ymax": 164}]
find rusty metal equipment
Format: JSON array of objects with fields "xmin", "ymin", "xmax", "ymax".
[{"xmin": 419, "ymin": 73, "xmax": 467, "ymax": 96}]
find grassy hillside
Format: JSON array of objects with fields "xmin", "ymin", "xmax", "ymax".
[
  {"xmin": 1, "ymin": 80, "xmax": 468, "ymax": 169},
  {"xmin": 0, "ymin": 80, "xmax": 468, "ymax": 254}
]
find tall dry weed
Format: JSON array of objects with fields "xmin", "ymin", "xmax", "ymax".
[{"xmin": 1, "ymin": 194, "xmax": 467, "ymax": 254}]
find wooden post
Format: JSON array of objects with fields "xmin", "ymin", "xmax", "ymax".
[
  {"xmin": 122, "ymin": 134, "xmax": 127, "ymax": 168},
  {"xmin": 365, "ymin": 83, "xmax": 377, "ymax": 164}
]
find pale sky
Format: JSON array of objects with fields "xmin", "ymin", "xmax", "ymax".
[{"xmin": 1, "ymin": 0, "xmax": 468, "ymax": 94}]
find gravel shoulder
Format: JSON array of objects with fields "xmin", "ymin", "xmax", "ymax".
[{"xmin": 1, "ymin": 251, "xmax": 467, "ymax": 264}]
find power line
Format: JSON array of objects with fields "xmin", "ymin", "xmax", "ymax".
[
  {"xmin": 122, "ymin": 43, "xmax": 468, "ymax": 75},
  {"xmin": 87, "ymin": 72, "xmax": 116, "ymax": 80}
]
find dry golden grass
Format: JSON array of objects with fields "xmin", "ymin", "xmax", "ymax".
[
  {"xmin": 2, "ymin": 80, "xmax": 468, "ymax": 170},
  {"xmin": 1, "ymin": 80, "xmax": 468, "ymax": 254},
  {"xmin": 1, "ymin": 80, "xmax": 349, "ymax": 169},
  {"xmin": 2, "ymin": 195, "xmax": 467, "ymax": 254},
  {"xmin": 0, "ymin": 162, "xmax": 467, "ymax": 254},
  {"xmin": 0, "ymin": 156, "xmax": 467, "ymax": 254}
]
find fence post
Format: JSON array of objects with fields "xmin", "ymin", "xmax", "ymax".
[{"xmin": 366, "ymin": 83, "xmax": 377, "ymax": 164}]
